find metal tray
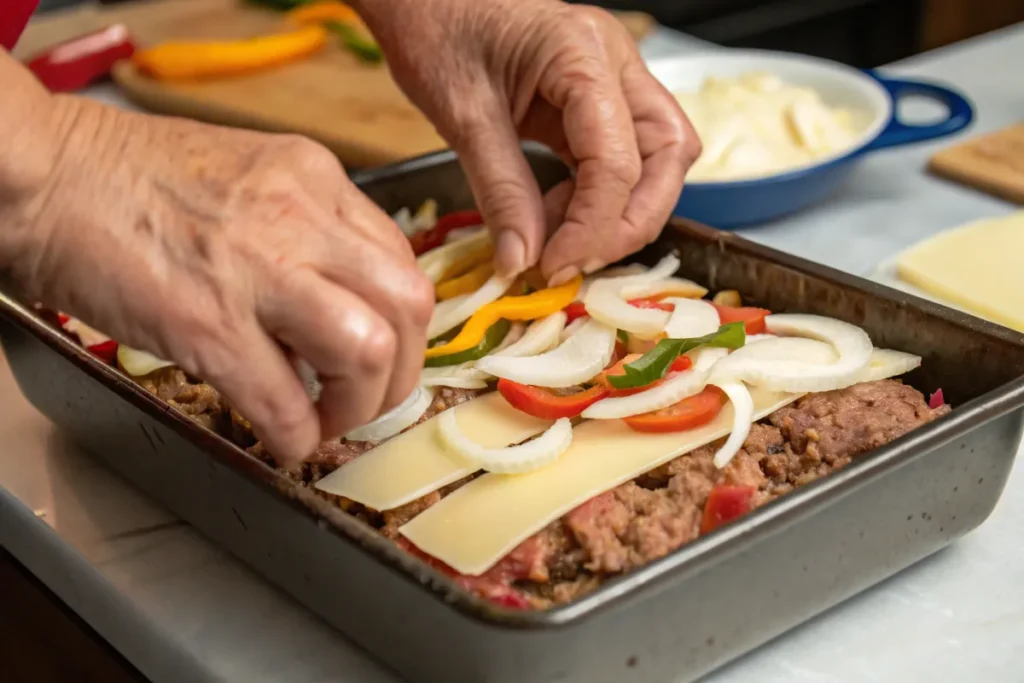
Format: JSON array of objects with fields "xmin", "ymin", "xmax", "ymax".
[{"xmin": 3, "ymin": 148, "xmax": 1024, "ymax": 683}]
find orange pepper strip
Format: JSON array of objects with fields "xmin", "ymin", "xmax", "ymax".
[
  {"xmin": 132, "ymin": 25, "xmax": 327, "ymax": 81},
  {"xmin": 287, "ymin": 1, "xmax": 364, "ymax": 27},
  {"xmin": 424, "ymin": 274, "xmax": 582, "ymax": 359},
  {"xmin": 436, "ymin": 262, "xmax": 495, "ymax": 301}
]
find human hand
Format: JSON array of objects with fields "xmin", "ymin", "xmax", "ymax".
[
  {"xmin": 355, "ymin": 0, "xmax": 701, "ymax": 284},
  {"xmin": 1, "ymin": 96, "xmax": 434, "ymax": 464}
]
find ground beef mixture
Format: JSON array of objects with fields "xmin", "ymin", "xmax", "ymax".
[
  {"xmin": 134, "ymin": 367, "xmax": 230, "ymax": 434},
  {"xmin": 132, "ymin": 369, "xmax": 949, "ymax": 610}
]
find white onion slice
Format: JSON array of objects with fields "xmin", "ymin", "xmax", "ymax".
[
  {"xmin": 392, "ymin": 207, "xmax": 415, "ymax": 237},
  {"xmin": 621, "ymin": 277, "xmax": 708, "ymax": 301},
  {"xmin": 663, "ymin": 298, "xmax": 721, "ymax": 339},
  {"xmin": 427, "ymin": 274, "xmax": 514, "ymax": 339},
  {"xmin": 689, "ymin": 346, "xmax": 731, "ymax": 372},
  {"xmin": 559, "ymin": 315, "xmax": 588, "ymax": 343},
  {"xmin": 412, "ymin": 199, "xmax": 438, "ymax": 232},
  {"xmin": 744, "ymin": 334, "xmax": 778, "ymax": 344},
  {"xmin": 856, "ymin": 349, "xmax": 922, "ymax": 383},
  {"xmin": 727, "ymin": 336, "xmax": 839, "ymax": 365},
  {"xmin": 64, "ymin": 317, "xmax": 111, "ymax": 348},
  {"xmin": 582, "ymin": 255, "xmax": 681, "ymax": 335},
  {"xmin": 417, "ymin": 228, "xmax": 490, "ymax": 283},
  {"xmin": 493, "ymin": 313, "xmax": 566, "ymax": 358},
  {"xmin": 716, "ymin": 337, "xmax": 920, "ymax": 387},
  {"xmin": 582, "ymin": 367, "xmax": 710, "ymax": 420},
  {"xmin": 711, "ymin": 314, "xmax": 873, "ymax": 393},
  {"xmin": 584, "ymin": 283, "xmax": 670, "ymax": 335},
  {"xmin": 346, "ymin": 386, "xmax": 435, "ymax": 442},
  {"xmin": 576, "ymin": 264, "xmax": 649, "ymax": 301},
  {"xmin": 711, "ymin": 381, "xmax": 754, "ymax": 468},
  {"xmin": 117, "ymin": 345, "xmax": 175, "ymax": 377},
  {"xmin": 580, "ymin": 346, "xmax": 727, "ymax": 420},
  {"xmin": 438, "ymin": 410, "xmax": 572, "ymax": 474},
  {"xmin": 475, "ymin": 319, "xmax": 616, "ymax": 388}
]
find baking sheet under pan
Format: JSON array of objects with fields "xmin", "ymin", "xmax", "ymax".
[{"xmin": 3, "ymin": 148, "xmax": 1024, "ymax": 683}]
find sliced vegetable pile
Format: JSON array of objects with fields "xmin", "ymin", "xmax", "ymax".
[{"xmin": 357, "ymin": 200, "xmax": 923, "ymax": 478}]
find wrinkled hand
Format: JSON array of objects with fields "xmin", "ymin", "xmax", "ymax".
[
  {"xmin": 3, "ymin": 97, "xmax": 434, "ymax": 464},
  {"xmin": 357, "ymin": 0, "xmax": 700, "ymax": 283}
]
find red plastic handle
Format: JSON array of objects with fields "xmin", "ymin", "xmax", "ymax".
[
  {"xmin": 0, "ymin": 0, "xmax": 39, "ymax": 51},
  {"xmin": 25, "ymin": 24, "xmax": 136, "ymax": 93}
]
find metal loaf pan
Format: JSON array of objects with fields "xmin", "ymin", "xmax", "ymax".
[{"xmin": 3, "ymin": 148, "xmax": 1024, "ymax": 683}]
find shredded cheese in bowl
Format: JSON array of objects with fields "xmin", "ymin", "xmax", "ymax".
[{"xmin": 674, "ymin": 72, "xmax": 862, "ymax": 182}]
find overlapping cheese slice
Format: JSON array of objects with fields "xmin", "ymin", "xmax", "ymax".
[
  {"xmin": 894, "ymin": 211, "xmax": 1024, "ymax": 332},
  {"xmin": 314, "ymin": 392, "xmax": 553, "ymax": 510},
  {"xmin": 400, "ymin": 386, "xmax": 801, "ymax": 576}
]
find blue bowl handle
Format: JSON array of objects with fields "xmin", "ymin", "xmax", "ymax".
[{"xmin": 863, "ymin": 70, "xmax": 974, "ymax": 151}]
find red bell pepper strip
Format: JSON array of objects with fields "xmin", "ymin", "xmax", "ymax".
[
  {"xmin": 25, "ymin": 24, "xmax": 136, "ymax": 93},
  {"xmin": 497, "ymin": 379, "xmax": 609, "ymax": 419},
  {"xmin": 623, "ymin": 386, "xmax": 726, "ymax": 433},
  {"xmin": 700, "ymin": 484, "xmax": 757, "ymax": 534},
  {"xmin": 928, "ymin": 388, "xmax": 945, "ymax": 410},
  {"xmin": 627, "ymin": 296, "xmax": 675, "ymax": 312},
  {"xmin": 563, "ymin": 301, "xmax": 588, "ymax": 324},
  {"xmin": 86, "ymin": 339, "xmax": 119, "ymax": 365},
  {"xmin": 397, "ymin": 537, "xmax": 533, "ymax": 609},
  {"xmin": 0, "ymin": 0, "xmax": 38, "ymax": 51},
  {"xmin": 409, "ymin": 210, "xmax": 484, "ymax": 256},
  {"xmin": 713, "ymin": 305, "xmax": 770, "ymax": 335}
]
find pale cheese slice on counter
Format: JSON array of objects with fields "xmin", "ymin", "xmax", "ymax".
[
  {"xmin": 314, "ymin": 391, "xmax": 553, "ymax": 511},
  {"xmin": 894, "ymin": 211, "xmax": 1024, "ymax": 332},
  {"xmin": 400, "ymin": 386, "xmax": 801, "ymax": 576}
]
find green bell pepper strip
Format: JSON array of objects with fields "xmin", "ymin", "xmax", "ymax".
[
  {"xmin": 423, "ymin": 319, "xmax": 511, "ymax": 368},
  {"xmin": 607, "ymin": 323, "xmax": 746, "ymax": 390},
  {"xmin": 327, "ymin": 21, "xmax": 383, "ymax": 63}
]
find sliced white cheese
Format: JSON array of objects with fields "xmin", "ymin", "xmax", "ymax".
[
  {"xmin": 893, "ymin": 211, "xmax": 1024, "ymax": 332},
  {"xmin": 399, "ymin": 386, "xmax": 801, "ymax": 576},
  {"xmin": 314, "ymin": 392, "xmax": 552, "ymax": 510}
]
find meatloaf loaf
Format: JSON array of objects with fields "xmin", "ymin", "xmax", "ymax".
[{"xmin": 131, "ymin": 370, "xmax": 948, "ymax": 609}]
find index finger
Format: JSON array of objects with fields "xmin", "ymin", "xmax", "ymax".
[{"xmin": 539, "ymin": 67, "xmax": 642, "ymax": 284}]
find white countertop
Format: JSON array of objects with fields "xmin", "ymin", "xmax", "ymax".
[{"xmin": 2, "ymin": 22, "xmax": 1024, "ymax": 683}]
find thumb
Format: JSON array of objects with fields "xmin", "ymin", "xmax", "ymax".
[{"xmin": 452, "ymin": 102, "xmax": 546, "ymax": 278}]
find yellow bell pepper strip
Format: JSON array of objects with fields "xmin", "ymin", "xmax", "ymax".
[
  {"xmin": 423, "ymin": 320, "xmax": 511, "ymax": 368},
  {"xmin": 438, "ymin": 242, "xmax": 495, "ymax": 284},
  {"xmin": 133, "ymin": 25, "xmax": 327, "ymax": 81},
  {"xmin": 436, "ymin": 262, "xmax": 495, "ymax": 301},
  {"xmin": 423, "ymin": 274, "xmax": 582, "ymax": 360}
]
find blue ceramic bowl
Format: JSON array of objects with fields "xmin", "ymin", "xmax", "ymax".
[{"xmin": 645, "ymin": 50, "xmax": 974, "ymax": 229}]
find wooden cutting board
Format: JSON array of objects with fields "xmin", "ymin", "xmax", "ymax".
[
  {"xmin": 927, "ymin": 123, "xmax": 1024, "ymax": 204},
  {"xmin": 21, "ymin": 0, "xmax": 656, "ymax": 168}
]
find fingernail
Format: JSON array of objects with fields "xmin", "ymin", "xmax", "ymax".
[
  {"xmin": 548, "ymin": 265, "xmax": 580, "ymax": 287},
  {"xmin": 495, "ymin": 231, "xmax": 526, "ymax": 277},
  {"xmin": 582, "ymin": 258, "xmax": 605, "ymax": 275}
]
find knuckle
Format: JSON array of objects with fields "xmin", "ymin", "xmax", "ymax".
[
  {"xmin": 400, "ymin": 273, "xmax": 436, "ymax": 329},
  {"xmin": 684, "ymin": 133, "xmax": 703, "ymax": 167},
  {"xmin": 276, "ymin": 135, "xmax": 343, "ymax": 179},
  {"xmin": 351, "ymin": 317, "xmax": 397, "ymax": 376},
  {"xmin": 565, "ymin": 5, "xmax": 617, "ymax": 40},
  {"xmin": 601, "ymin": 154, "xmax": 643, "ymax": 190}
]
